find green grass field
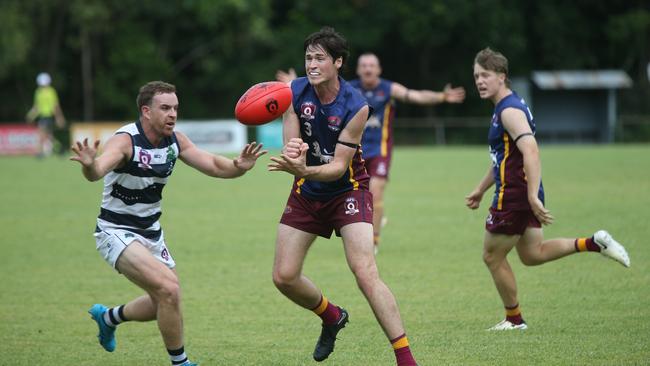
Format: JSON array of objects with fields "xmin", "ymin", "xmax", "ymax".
[{"xmin": 1, "ymin": 145, "xmax": 649, "ymax": 365}]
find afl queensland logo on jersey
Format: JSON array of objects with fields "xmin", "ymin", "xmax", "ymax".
[
  {"xmin": 138, "ymin": 149, "xmax": 153, "ymax": 169},
  {"xmin": 300, "ymin": 102, "xmax": 316, "ymax": 121}
]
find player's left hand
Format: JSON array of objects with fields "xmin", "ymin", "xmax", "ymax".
[
  {"xmin": 529, "ymin": 196, "xmax": 554, "ymax": 225},
  {"xmin": 443, "ymin": 84, "xmax": 466, "ymax": 104},
  {"xmin": 268, "ymin": 142, "xmax": 309, "ymax": 177},
  {"xmin": 234, "ymin": 142, "xmax": 267, "ymax": 171},
  {"xmin": 276, "ymin": 68, "xmax": 297, "ymax": 83}
]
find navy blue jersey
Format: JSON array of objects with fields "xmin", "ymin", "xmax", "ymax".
[
  {"xmin": 290, "ymin": 76, "xmax": 370, "ymax": 200},
  {"xmin": 488, "ymin": 92, "xmax": 544, "ymax": 210},
  {"xmin": 348, "ymin": 78, "xmax": 395, "ymax": 158}
]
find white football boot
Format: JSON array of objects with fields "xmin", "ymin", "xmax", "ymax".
[
  {"xmin": 487, "ymin": 319, "xmax": 528, "ymax": 331},
  {"xmin": 593, "ymin": 230, "xmax": 630, "ymax": 267}
]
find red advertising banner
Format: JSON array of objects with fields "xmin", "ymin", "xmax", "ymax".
[{"xmin": 0, "ymin": 124, "xmax": 39, "ymax": 155}]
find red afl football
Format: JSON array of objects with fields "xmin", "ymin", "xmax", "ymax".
[{"xmin": 234, "ymin": 81, "xmax": 292, "ymax": 125}]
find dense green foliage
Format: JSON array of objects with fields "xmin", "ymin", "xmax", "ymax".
[
  {"xmin": 1, "ymin": 145, "xmax": 649, "ymax": 364},
  {"xmin": 1, "ymin": 0, "xmax": 649, "ymax": 122}
]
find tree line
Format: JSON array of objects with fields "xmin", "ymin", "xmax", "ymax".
[{"xmin": 1, "ymin": 0, "xmax": 648, "ymax": 122}]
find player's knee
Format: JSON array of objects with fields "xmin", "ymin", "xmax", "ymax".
[
  {"xmin": 272, "ymin": 268, "xmax": 299, "ymax": 290},
  {"xmin": 153, "ymin": 278, "xmax": 181, "ymax": 306},
  {"xmin": 482, "ymin": 251, "xmax": 503, "ymax": 269},
  {"xmin": 351, "ymin": 264, "xmax": 378, "ymax": 292},
  {"xmin": 518, "ymin": 252, "xmax": 543, "ymax": 266}
]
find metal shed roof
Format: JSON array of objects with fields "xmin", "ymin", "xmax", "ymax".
[{"xmin": 532, "ymin": 70, "xmax": 632, "ymax": 90}]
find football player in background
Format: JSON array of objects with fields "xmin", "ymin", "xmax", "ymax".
[{"xmin": 466, "ymin": 48, "xmax": 630, "ymax": 330}]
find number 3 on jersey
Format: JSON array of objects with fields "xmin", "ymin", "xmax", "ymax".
[{"xmin": 304, "ymin": 121, "xmax": 312, "ymax": 136}]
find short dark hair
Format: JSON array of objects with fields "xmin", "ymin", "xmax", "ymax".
[
  {"xmin": 304, "ymin": 26, "xmax": 350, "ymax": 66},
  {"xmin": 136, "ymin": 81, "xmax": 176, "ymax": 111},
  {"xmin": 474, "ymin": 48, "xmax": 510, "ymax": 87}
]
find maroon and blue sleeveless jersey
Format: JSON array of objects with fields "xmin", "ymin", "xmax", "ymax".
[
  {"xmin": 348, "ymin": 78, "xmax": 395, "ymax": 158},
  {"xmin": 489, "ymin": 92, "xmax": 544, "ymax": 210},
  {"xmin": 290, "ymin": 76, "xmax": 370, "ymax": 201}
]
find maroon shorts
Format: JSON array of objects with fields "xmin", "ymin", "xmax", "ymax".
[
  {"xmin": 364, "ymin": 156, "xmax": 391, "ymax": 179},
  {"xmin": 485, "ymin": 206, "xmax": 541, "ymax": 235},
  {"xmin": 280, "ymin": 189, "xmax": 373, "ymax": 238}
]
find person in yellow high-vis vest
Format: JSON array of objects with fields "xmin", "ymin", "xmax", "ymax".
[{"xmin": 26, "ymin": 72, "xmax": 66, "ymax": 157}]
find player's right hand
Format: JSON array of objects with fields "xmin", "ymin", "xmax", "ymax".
[
  {"xmin": 529, "ymin": 197, "xmax": 554, "ymax": 225},
  {"xmin": 465, "ymin": 190, "xmax": 483, "ymax": 209},
  {"xmin": 70, "ymin": 138, "xmax": 100, "ymax": 167},
  {"xmin": 283, "ymin": 138, "xmax": 306, "ymax": 159}
]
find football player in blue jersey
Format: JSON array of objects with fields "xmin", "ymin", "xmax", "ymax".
[
  {"xmin": 269, "ymin": 27, "xmax": 418, "ymax": 366},
  {"xmin": 466, "ymin": 48, "xmax": 630, "ymax": 331},
  {"xmin": 71, "ymin": 81, "xmax": 266, "ymax": 365}
]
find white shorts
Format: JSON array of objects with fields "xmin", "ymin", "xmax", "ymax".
[{"xmin": 94, "ymin": 228, "xmax": 176, "ymax": 271}]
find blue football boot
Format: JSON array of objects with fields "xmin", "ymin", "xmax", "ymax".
[{"xmin": 88, "ymin": 304, "xmax": 116, "ymax": 352}]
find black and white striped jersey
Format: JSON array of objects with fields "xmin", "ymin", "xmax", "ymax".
[{"xmin": 96, "ymin": 121, "xmax": 180, "ymax": 240}]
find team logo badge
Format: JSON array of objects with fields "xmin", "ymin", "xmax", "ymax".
[
  {"xmin": 138, "ymin": 149, "xmax": 152, "ymax": 169},
  {"xmin": 166, "ymin": 146, "xmax": 176, "ymax": 162},
  {"xmin": 327, "ymin": 116, "xmax": 342, "ymax": 132},
  {"xmin": 311, "ymin": 141, "xmax": 333, "ymax": 163},
  {"xmin": 284, "ymin": 205, "xmax": 293, "ymax": 214},
  {"xmin": 486, "ymin": 214, "xmax": 494, "ymax": 225},
  {"xmin": 300, "ymin": 102, "xmax": 316, "ymax": 121},
  {"xmin": 377, "ymin": 162, "xmax": 387, "ymax": 176},
  {"xmin": 344, "ymin": 197, "xmax": 359, "ymax": 215},
  {"xmin": 365, "ymin": 115, "xmax": 381, "ymax": 129},
  {"xmin": 374, "ymin": 90, "xmax": 387, "ymax": 102},
  {"xmin": 161, "ymin": 247, "xmax": 170, "ymax": 261},
  {"xmin": 266, "ymin": 98, "xmax": 279, "ymax": 114}
]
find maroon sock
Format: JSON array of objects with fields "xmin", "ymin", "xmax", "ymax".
[
  {"xmin": 391, "ymin": 334, "xmax": 417, "ymax": 366},
  {"xmin": 311, "ymin": 295, "xmax": 341, "ymax": 325},
  {"xmin": 505, "ymin": 303, "xmax": 524, "ymax": 325},
  {"xmin": 575, "ymin": 237, "xmax": 600, "ymax": 252}
]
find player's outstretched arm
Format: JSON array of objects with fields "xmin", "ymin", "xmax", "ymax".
[
  {"xmin": 177, "ymin": 131, "xmax": 266, "ymax": 179},
  {"xmin": 391, "ymin": 82, "xmax": 466, "ymax": 105},
  {"xmin": 70, "ymin": 134, "xmax": 130, "ymax": 182}
]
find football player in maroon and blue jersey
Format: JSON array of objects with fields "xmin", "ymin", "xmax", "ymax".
[
  {"xmin": 466, "ymin": 48, "xmax": 630, "ymax": 331},
  {"xmin": 269, "ymin": 27, "xmax": 418, "ymax": 366},
  {"xmin": 279, "ymin": 53, "xmax": 465, "ymax": 252}
]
